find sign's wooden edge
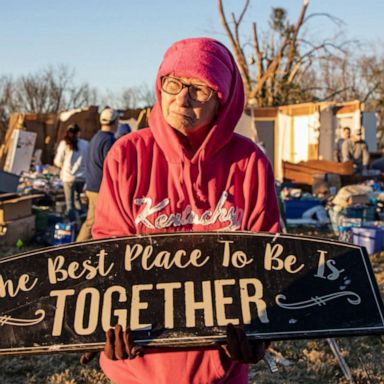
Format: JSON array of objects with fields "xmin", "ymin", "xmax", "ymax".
[
  {"xmin": 0, "ymin": 231, "xmax": 364, "ymax": 264},
  {"xmin": 1, "ymin": 327, "xmax": 384, "ymax": 357}
]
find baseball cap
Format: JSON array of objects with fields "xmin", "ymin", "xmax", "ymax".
[{"xmin": 100, "ymin": 108, "xmax": 119, "ymax": 125}]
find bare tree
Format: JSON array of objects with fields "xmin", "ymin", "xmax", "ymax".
[
  {"xmin": 0, "ymin": 75, "xmax": 16, "ymax": 128},
  {"xmin": 111, "ymin": 84, "xmax": 156, "ymax": 110},
  {"xmin": 0, "ymin": 76, "xmax": 13, "ymax": 141},
  {"xmin": 137, "ymin": 83, "xmax": 156, "ymax": 107},
  {"xmin": 67, "ymin": 83, "xmax": 98, "ymax": 109},
  {"xmin": 0, "ymin": 65, "xmax": 99, "ymax": 138},
  {"xmin": 119, "ymin": 87, "xmax": 141, "ymax": 109},
  {"xmin": 307, "ymin": 47, "xmax": 384, "ymax": 104},
  {"xmin": 358, "ymin": 55, "xmax": 384, "ymax": 104},
  {"xmin": 358, "ymin": 54, "xmax": 384, "ymax": 146},
  {"xmin": 8, "ymin": 65, "xmax": 98, "ymax": 115},
  {"xmin": 218, "ymin": 0, "xmax": 349, "ymax": 106}
]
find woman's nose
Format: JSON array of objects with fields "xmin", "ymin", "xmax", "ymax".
[{"xmin": 175, "ymin": 87, "xmax": 191, "ymax": 106}]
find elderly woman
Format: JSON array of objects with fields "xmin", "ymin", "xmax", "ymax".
[{"xmin": 91, "ymin": 37, "xmax": 280, "ymax": 384}]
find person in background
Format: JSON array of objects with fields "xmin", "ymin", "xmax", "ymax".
[
  {"xmin": 76, "ymin": 107, "xmax": 119, "ymax": 241},
  {"xmin": 87, "ymin": 37, "xmax": 280, "ymax": 384},
  {"xmin": 341, "ymin": 128, "xmax": 370, "ymax": 173},
  {"xmin": 115, "ymin": 122, "xmax": 131, "ymax": 139},
  {"xmin": 336, "ymin": 127, "xmax": 351, "ymax": 162},
  {"xmin": 53, "ymin": 124, "xmax": 88, "ymax": 222}
]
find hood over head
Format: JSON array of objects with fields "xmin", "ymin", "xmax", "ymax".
[
  {"xmin": 149, "ymin": 37, "xmax": 244, "ymax": 162},
  {"xmin": 148, "ymin": 37, "xmax": 245, "ymax": 205}
]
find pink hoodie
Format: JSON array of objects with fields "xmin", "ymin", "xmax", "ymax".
[{"xmin": 93, "ymin": 37, "xmax": 280, "ymax": 384}]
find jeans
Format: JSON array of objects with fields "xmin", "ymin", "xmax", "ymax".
[{"xmin": 63, "ymin": 180, "xmax": 85, "ymax": 222}]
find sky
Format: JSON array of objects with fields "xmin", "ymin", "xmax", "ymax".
[{"xmin": 1, "ymin": 0, "xmax": 383, "ymax": 95}]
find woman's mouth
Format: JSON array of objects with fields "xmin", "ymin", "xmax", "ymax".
[{"xmin": 171, "ymin": 111, "xmax": 194, "ymax": 120}]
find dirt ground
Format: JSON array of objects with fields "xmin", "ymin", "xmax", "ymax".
[{"xmin": 0, "ymin": 232, "xmax": 383, "ymax": 384}]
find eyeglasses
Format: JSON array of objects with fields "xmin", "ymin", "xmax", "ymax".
[{"xmin": 161, "ymin": 76, "xmax": 215, "ymax": 103}]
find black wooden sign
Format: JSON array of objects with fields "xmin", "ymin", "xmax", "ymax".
[{"xmin": 0, "ymin": 231, "xmax": 383, "ymax": 356}]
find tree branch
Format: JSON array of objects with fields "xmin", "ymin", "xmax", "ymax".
[
  {"xmin": 283, "ymin": 0, "xmax": 309, "ymax": 78},
  {"xmin": 217, "ymin": 0, "xmax": 252, "ymax": 95},
  {"xmin": 252, "ymin": 22, "xmax": 264, "ymax": 79}
]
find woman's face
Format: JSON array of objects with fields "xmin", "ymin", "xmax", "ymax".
[{"xmin": 161, "ymin": 76, "xmax": 219, "ymax": 136}]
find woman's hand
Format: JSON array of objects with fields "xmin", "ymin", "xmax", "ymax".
[
  {"xmin": 104, "ymin": 325, "xmax": 144, "ymax": 360},
  {"xmin": 222, "ymin": 323, "xmax": 269, "ymax": 364},
  {"xmin": 80, "ymin": 325, "xmax": 144, "ymax": 365},
  {"xmin": 82, "ymin": 323, "xmax": 266, "ymax": 365}
]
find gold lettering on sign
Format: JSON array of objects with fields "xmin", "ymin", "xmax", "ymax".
[
  {"xmin": 124, "ymin": 244, "xmax": 209, "ymax": 271},
  {"xmin": 124, "ymin": 244, "xmax": 143, "ymax": 271},
  {"xmin": 214, "ymin": 279, "xmax": 239, "ymax": 325},
  {"xmin": 47, "ymin": 250, "xmax": 114, "ymax": 284},
  {"xmin": 220, "ymin": 240, "xmax": 253, "ymax": 268},
  {"xmin": 156, "ymin": 282, "xmax": 182, "ymax": 329},
  {"xmin": 74, "ymin": 288, "xmax": 100, "ymax": 335},
  {"xmin": 264, "ymin": 243, "xmax": 304, "ymax": 273},
  {"xmin": 314, "ymin": 250, "xmax": 344, "ymax": 280},
  {"xmin": 102, "ymin": 286, "xmax": 128, "ymax": 331},
  {"xmin": 0, "ymin": 274, "xmax": 38, "ymax": 298},
  {"xmin": 50, "ymin": 289, "xmax": 75, "ymax": 336},
  {"xmin": 185, "ymin": 281, "xmax": 214, "ymax": 327},
  {"xmin": 48, "ymin": 277, "xmax": 271, "ymax": 337},
  {"xmin": 239, "ymin": 278, "xmax": 269, "ymax": 324},
  {"xmin": 130, "ymin": 284, "xmax": 153, "ymax": 330}
]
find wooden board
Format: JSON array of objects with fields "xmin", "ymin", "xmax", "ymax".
[
  {"xmin": 283, "ymin": 160, "xmax": 354, "ymax": 186},
  {"xmin": 0, "ymin": 231, "xmax": 383, "ymax": 356}
]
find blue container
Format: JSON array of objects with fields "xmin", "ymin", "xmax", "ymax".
[
  {"xmin": 52, "ymin": 222, "xmax": 76, "ymax": 245},
  {"xmin": 283, "ymin": 199, "xmax": 321, "ymax": 219},
  {"xmin": 343, "ymin": 206, "xmax": 376, "ymax": 222},
  {"xmin": 352, "ymin": 226, "xmax": 384, "ymax": 254},
  {"xmin": 35, "ymin": 164, "xmax": 44, "ymax": 173}
]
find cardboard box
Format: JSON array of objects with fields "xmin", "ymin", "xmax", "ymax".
[
  {"xmin": 0, "ymin": 193, "xmax": 39, "ymax": 224},
  {"xmin": 0, "ymin": 215, "xmax": 35, "ymax": 246}
]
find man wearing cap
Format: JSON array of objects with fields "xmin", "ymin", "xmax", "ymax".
[
  {"xmin": 341, "ymin": 127, "xmax": 369, "ymax": 173},
  {"xmin": 76, "ymin": 107, "xmax": 119, "ymax": 241}
]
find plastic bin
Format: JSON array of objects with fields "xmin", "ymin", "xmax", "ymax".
[
  {"xmin": 352, "ymin": 226, "xmax": 384, "ymax": 254},
  {"xmin": 283, "ymin": 199, "xmax": 321, "ymax": 219},
  {"xmin": 343, "ymin": 206, "xmax": 376, "ymax": 221}
]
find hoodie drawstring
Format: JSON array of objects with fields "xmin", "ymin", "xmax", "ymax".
[
  {"xmin": 194, "ymin": 149, "xmax": 207, "ymax": 204},
  {"xmin": 172, "ymin": 160, "xmax": 186, "ymax": 209}
]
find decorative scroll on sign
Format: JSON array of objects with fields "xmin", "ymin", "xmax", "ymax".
[{"xmin": 0, "ymin": 232, "xmax": 383, "ymax": 356}]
